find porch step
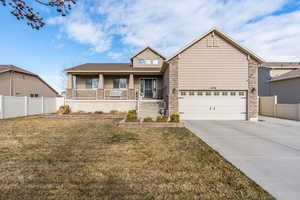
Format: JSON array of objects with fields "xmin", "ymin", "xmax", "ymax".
[{"xmin": 139, "ymin": 101, "xmax": 162, "ymax": 119}]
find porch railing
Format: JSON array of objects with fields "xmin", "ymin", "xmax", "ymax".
[{"xmin": 67, "ymin": 89, "xmax": 138, "ymax": 100}]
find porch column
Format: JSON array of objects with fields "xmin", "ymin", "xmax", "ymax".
[
  {"xmin": 128, "ymin": 73, "xmax": 135, "ymax": 100},
  {"xmin": 129, "ymin": 73, "xmax": 134, "ymax": 89},
  {"xmin": 97, "ymin": 73, "xmax": 104, "ymax": 100},
  {"xmin": 66, "ymin": 73, "xmax": 73, "ymax": 99},
  {"xmin": 98, "ymin": 73, "xmax": 104, "ymax": 89},
  {"xmin": 67, "ymin": 73, "xmax": 73, "ymax": 89}
]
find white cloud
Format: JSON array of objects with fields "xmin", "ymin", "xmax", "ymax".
[
  {"xmin": 49, "ymin": 0, "xmax": 300, "ymax": 61},
  {"xmin": 48, "ymin": 5, "xmax": 112, "ymax": 53},
  {"xmin": 107, "ymin": 52, "xmax": 125, "ymax": 60}
]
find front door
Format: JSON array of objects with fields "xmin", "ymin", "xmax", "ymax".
[{"xmin": 141, "ymin": 79, "xmax": 156, "ymax": 98}]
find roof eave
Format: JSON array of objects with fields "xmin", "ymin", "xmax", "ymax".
[{"xmin": 270, "ymin": 76, "xmax": 300, "ymax": 82}]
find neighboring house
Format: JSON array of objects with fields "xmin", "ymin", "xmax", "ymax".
[
  {"xmin": 0, "ymin": 65, "xmax": 59, "ymax": 97},
  {"xmin": 65, "ymin": 28, "xmax": 264, "ymax": 120},
  {"xmin": 268, "ymin": 68, "xmax": 300, "ymax": 104},
  {"xmin": 258, "ymin": 62, "xmax": 300, "ymax": 96}
]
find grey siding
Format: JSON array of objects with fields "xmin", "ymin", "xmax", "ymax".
[
  {"xmin": 258, "ymin": 67, "xmax": 271, "ymax": 96},
  {"xmin": 133, "ymin": 49, "xmax": 163, "ymax": 68},
  {"xmin": 178, "ymin": 34, "xmax": 249, "ymax": 90},
  {"xmin": 270, "ymin": 78, "xmax": 300, "ymax": 104}
]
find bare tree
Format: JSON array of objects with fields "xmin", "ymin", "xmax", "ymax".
[{"xmin": 0, "ymin": 0, "xmax": 76, "ymax": 30}]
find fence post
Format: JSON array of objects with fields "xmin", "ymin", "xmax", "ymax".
[
  {"xmin": 41, "ymin": 96, "xmax": 44, "ymax": 114},
  {"xmin": 298, "ymin": 104, "xmax": 300, "ymax": 121},
  {"xmin": 0, "ymin": 95, "xmax": 4, "ymax": 119},
  {"xmin": 24, "ymin": 96, "xmax": 28, "ymax": 116},
  {"xmin": 273, "ymin": 96, "xmax": 278, "ymax": 118}
]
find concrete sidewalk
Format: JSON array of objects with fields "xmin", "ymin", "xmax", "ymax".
[{"xmin": 185, "ymin": 116, "xmax": 300, "ymax": 200}]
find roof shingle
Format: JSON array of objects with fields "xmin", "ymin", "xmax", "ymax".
[{"xmin": 64, "ymin": 63, "xmax": 162, "ymax": 72}]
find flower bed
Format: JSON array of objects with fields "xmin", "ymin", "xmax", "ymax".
[
  {"xmin": 42, "ymin": 113, "xmax": 126, "ymax": 119},
  {"xmin": 118, "ymin": 119, "xmax": 184, "ymax": 128}
]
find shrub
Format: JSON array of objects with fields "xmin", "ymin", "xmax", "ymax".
[
  {"xmin": 169, "ymin": 113, "xmax": 180, "ymax": 123},
  {"xmin": 110, "ymin": 110, "xmax": 119, "ymax": 114},
  {"xmin": 74, "ymin": 110, "xmax": 86, "ymax": 114},
  {"xmin": 143, "ymin": 117, "xmax": 154, "ymax": 122},
  {"xmin": 128, "ymin": 110, "xmax": 137, "ymax": 115},
  {"xmin": 58, "ymin": 105, "xmax": 71, "ymax": 114},
  {"xmin": 94, "ymin": 111, "xmax": 104, "ymax": 114},
  {"xmin": 126, "ymin": 113, "xmax": 139, "ymax": 122},
  {"xmin": 156, "ymin": 115, "xmax": 168, "ymax": 122}
]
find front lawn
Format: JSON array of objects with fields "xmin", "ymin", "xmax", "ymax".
[{"xmin": 0, "ymin": 117, "xmax": 274, "ymax": 200}]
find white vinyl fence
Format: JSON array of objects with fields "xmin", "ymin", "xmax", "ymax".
[
  {"xmin": 259, "ymin": 96, "xmax": 300, "ymax": 121},
  {"xmin": 0, "ymin": 95, "xmax": 65, "ymax": 119}
]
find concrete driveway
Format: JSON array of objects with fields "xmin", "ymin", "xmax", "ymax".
[{"xmin": 184, "ymin": 116, "xmax": 300, "ymax": 200}]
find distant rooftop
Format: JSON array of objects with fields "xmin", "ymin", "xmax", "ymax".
[
  {"xmin": 271, "ymin": 68, "xmax": 300, "ymax": 82},
  {"xmin": 0, "ymin": 65, "xmax": 36, "ymax": 76},
  {"xmin": 263, "ymin": 62, "xmax": 300, "ymax": 69}
]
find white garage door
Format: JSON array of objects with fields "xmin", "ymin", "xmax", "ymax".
[{"xmin": 179, "ymin": 91, "xmax": 247, "ymax": 120}]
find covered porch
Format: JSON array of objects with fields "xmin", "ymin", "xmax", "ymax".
[{"xmin": 66, "ymin": 72, "xmax": 164, "ymax": 101}]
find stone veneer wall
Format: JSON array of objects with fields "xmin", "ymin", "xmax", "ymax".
[
  {"xmin": 248, "ymin": 58, "xmax": 259, "ymax": 121},
  {"xmin": 168, "ymin": 56, "xmax": 179, "ymax": 116}
]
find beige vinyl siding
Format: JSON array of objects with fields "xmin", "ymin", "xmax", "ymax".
[
  {"xmin": 13, "ymin": 72, "xmax": 57, "ymax": 97},
  {"xmin": 133, "ymin": 49, "xmax": 163, "ymax": 68},
  {"xmin": 0, "ymin": 72, "xmax": 11, "ymax": 96},
  {"xmin": 178, "ymin": 34, "xmax": 249, "ymax": 90}
]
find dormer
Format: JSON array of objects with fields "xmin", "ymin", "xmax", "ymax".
[{"xmin": 131, "ymin": 47, "xmax": 166, "ymax": 68}]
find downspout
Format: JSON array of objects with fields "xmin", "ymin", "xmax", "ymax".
[{"xmin": 9, "ymin": 71, "xmax": 13, "ymax": 96}]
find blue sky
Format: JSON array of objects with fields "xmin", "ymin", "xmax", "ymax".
[{"xmin": 0, "ymin": 0, "xmax": 300, "ymax": 92}]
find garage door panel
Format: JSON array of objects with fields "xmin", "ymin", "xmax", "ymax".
[{"xmin": 179, "ymin": 91, "xmax": 247, "ymax": 120}]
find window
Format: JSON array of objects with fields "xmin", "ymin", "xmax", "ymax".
[
  {"xmin": 239, "ymin": 92, "xmax": 245, "ymax": 96},
  {"xmin": 197, "ymin": 91, "xmax": 203, "ymax": 96},
  {"xmin": 222, "ymin": 91, "xmax": 228, "ymax": 96},
  {"xmin": 181, "ymin": 91, "xmax": 186, "ymax": 96},
  {"xmin": 30, "ymin": 94, "xmax": 34, "ymax": 97},
  {"xmin": 86, "ymin": 78, "xmax": 99, "ymax": 89},
  {"xmin": 230, "ymin": 92, "xmax": 236, "ymax": 96},
  {"xmin": 113, "ymin": 78, "xmax": 127, "ymax": 89},
  {"xmin": 206, "ymin": 91, "xmax": 211, "ymax": 96},
  {"xmin": 35, "ymin": 94, "xmax": 39, "ymax": 97},
  {"xmin": 152, "ymin": 60, "xmax": 159, "ymax": 64},
  {"xmin": 214, "ymin": 92, "xmax": 220, "ymax": 96},
  {"xmin": 137, "ymin": 59, "xmax": 159, "ymax": 65},
  {"xmin": 145, "ymin": 59, "xmax": 152, "ymax": 64},
  {"xmin": 137, "ymin": 59, "xmax": 145, "ymax": 64},
  {"xmin": 189, "ymin": 91, "xmax": 195, "ymax": 96}
]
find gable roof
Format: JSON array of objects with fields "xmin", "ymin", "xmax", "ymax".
[
  {"xmin": 0, "ymin": 65, "xmax": 59, "ymax": 95},
  {"xmin": 167, "ymin": 28, "xmax": 265, "ymax": 63},
  {"xmin": 131, "ymin": 47, "xmax": 166, "ymax": 61},
  {"xmin": 270, "ymin": 68, "xmax": 300, "ymax": 82}
]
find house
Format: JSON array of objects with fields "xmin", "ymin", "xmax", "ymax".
[
  {"xmin": 0, "ymin": 65, "xmax": 59, "ymax": 97},
  {"xmin": 258, "ymin": 62, "xmax": 300, "ymax": 96},
  {"xmin": 65, "ymin": 28, "xmax": 264, "ymax": 120},
  {"xmin": 266, "ymin": 68, "xmax": 300, "ymax": 104}
]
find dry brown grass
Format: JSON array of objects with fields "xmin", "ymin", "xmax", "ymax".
[{"xmin": 0, "ymin": 116, "xmax": 274, "ymax": 200}]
